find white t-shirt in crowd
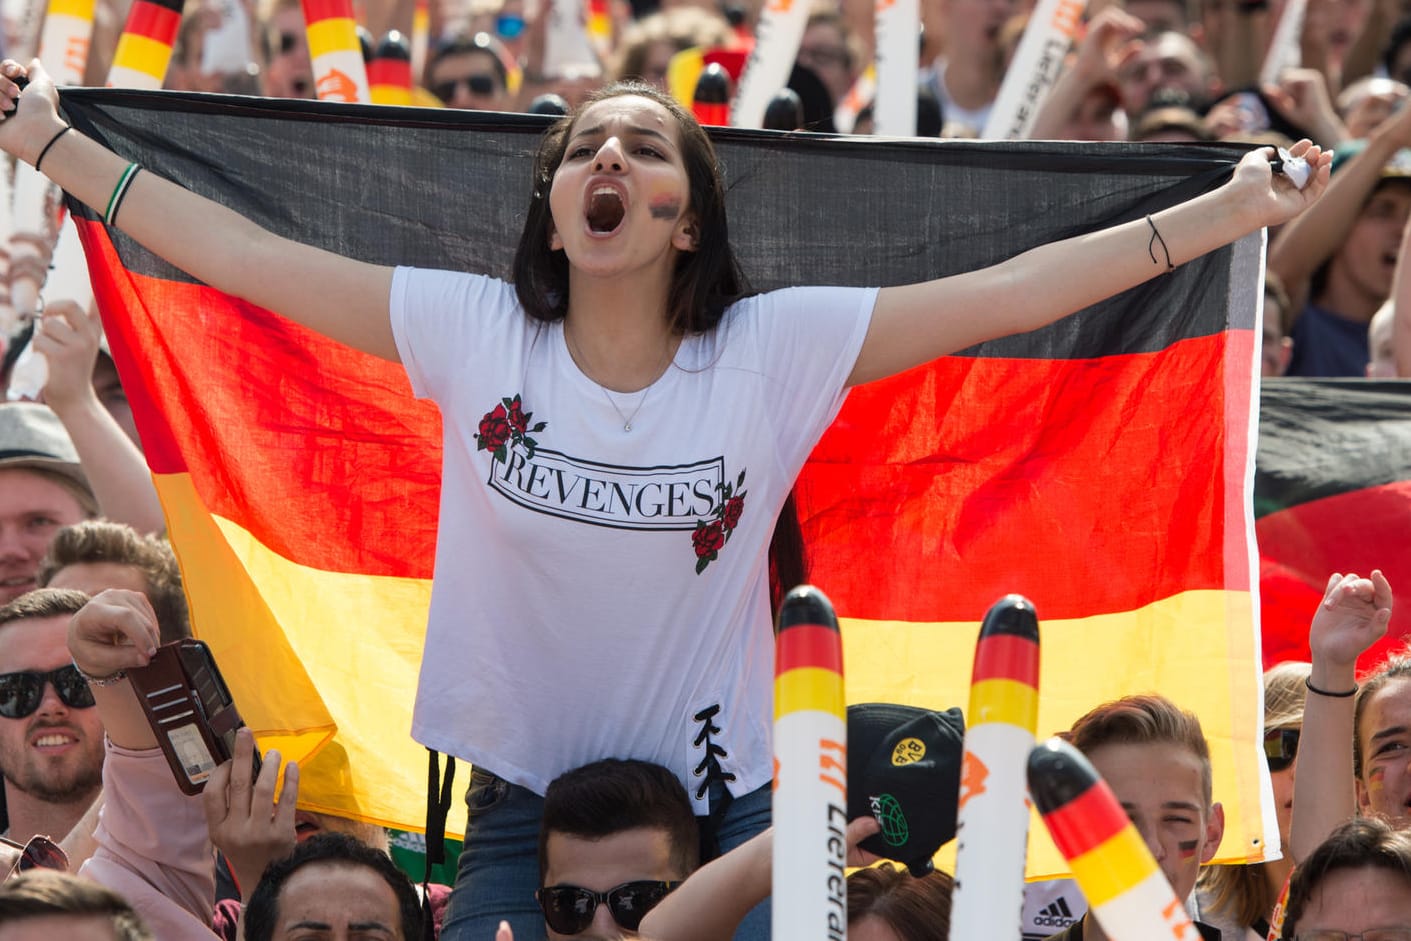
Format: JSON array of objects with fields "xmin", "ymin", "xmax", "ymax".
[{"xmin": 390, "ymin": 267, "xmax": 877, "ymax": 807}]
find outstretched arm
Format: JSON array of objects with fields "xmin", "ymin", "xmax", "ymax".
[
  {"xmin": 849, "ymin": 140, "xmax": 1331, "ymax": 387},
  {"xmin": 638, "ymin": 817, "xmax": 882, "ymax": 941},
  {"xmin": 1290, "ymin": 570, "xmax": 1392, "ymax": 863},
  {"xmin": 0, "ymin": 60, "xmax": 399, "ymax": 362}
]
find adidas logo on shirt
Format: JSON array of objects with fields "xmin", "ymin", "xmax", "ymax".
[{"xmin": 1032, "ymin": 897, "xmax": 1077, "ymax": 928}]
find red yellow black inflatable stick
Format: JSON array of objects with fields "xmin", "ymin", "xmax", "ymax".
[
  {"xmin": 774, "ymin": 585, "xmax": 847, "ymax": 940},
  {"xmin": 949, "ymin": 594, "xmax": 1039, "ymax": 939},
  {"xmin": 1029, "ymin": 738, "xmax": 1201, "ymax": 941}
]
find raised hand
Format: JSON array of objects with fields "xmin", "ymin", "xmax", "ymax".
[
  {"xmin": 1230, "ymin": 139, "xmax": 1333, "ymax": 230},
  {"xmin": 202, "ymin": 728, "xmax": 298, "ymax": 896},
  {"xmin": 35, "ymin": 299, "xmax": 103, "ymax": 413},
  {"xmin": 1309, "ymin": 570, "xmax": 1394, "ymax": 671},
  {"xmin": 67, "ymin": 588, "xmax": 160, "ymax": 680}
]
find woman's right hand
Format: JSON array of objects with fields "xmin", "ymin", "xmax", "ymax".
[
  {"xmin": 0, "ymin": 59, "xmax": 67, "ymax": 167},
  {"xmin": 1308, "ymin": 570, "xmax": 1393, "ymax": 671}
]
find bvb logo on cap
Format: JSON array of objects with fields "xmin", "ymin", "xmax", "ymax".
[
  {"xmin": 891, "ymin": 737, "xmax": 926, "ymax": 766},
  {"xmin": 869, "ymin": 793, "xmax": 910, "ymax": 847}
]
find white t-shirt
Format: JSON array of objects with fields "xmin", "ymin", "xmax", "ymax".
[{"xmin": 390, "ymin": 267, "xmax": 877, "ymax": 807}]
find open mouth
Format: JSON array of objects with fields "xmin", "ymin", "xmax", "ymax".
[{"xmin": 586, "ymin": 186, "xmax": 626, "ymax": 235}]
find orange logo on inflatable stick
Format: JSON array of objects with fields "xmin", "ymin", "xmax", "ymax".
[{"xmin": 958, "ymin": 752, "xmax": 988, "ymax": 810}]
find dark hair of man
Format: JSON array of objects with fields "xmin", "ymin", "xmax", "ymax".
[
  {"xmin": 428, "ymin": 31, "xmax": 509, "ymax": 88},
  {"xmin": 1068, "ymin": 693, "xmax": 1212, "ymax": 807},
  {"xmin": 1384, "ymin": 16, "xmax": 1411, "ymax": 78},
  {"xmin": 512, "ymin": 81, "xmax": 751, "ymax": 336},
  {"xmin": 0, "ymin": 869, "xmax": 152, "ymax": 939},
  {"xmin": 846, "ymin": 862, "xmax": 953, "ymax": 940},
  {"xmin": 36, "ymin": 521, "xmax": 191, "ymax": 643},
  {"xmin": 538, "ymin": 758, "xmax": 700, "ymax": 881},
  {"xmin": 1281, "ymin": 816, "xmax": 1411, "ymax": 936},
  {"xmin": 0, "ymin": 588, "xmax": 91, "ymax": 633},
  {"xmin": 243, "ymin": 833, "xmax": 423, "ymax": 941}
]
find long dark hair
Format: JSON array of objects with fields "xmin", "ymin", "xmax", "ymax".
[{"xmin": 512, "ymin": 81, "xmax": 749, "ymax": 334}]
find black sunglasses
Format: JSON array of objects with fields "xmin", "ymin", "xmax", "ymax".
[
  {"xmin": 536, "ymin": 880, "xmax": 681, "ymax": 934},
  {"xmin": 0, "ymin": 665, "xmax": 95, "ymax": 719},
  {"xmin": 432, "ymin": 75, "xmax": 497, "ymax": 102},
  {"xmin": 0, "ymin": 834, "xmax": 67, "ymax": 880},
  {"xmin": 1265, "ymin": 727, "xmax": 1300, "ymax": 773}
]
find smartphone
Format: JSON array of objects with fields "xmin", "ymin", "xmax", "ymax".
[{"xmin": 126, "ymin": 639, "xmax": 260, "ymax": 795}]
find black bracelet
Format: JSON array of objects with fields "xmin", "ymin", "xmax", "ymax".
[
  {"xmin": 1147, "ymin": 215, "xmax": 1175, "ymax": 272},
  {"xmin": 33, "ymin": 124, "xmax": 71, "ymax": 174},
  {"xmin": 1305, "ymin": 676, "xmax": 1358, "ymax": 698}
]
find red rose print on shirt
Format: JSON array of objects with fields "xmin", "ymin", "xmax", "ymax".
[
  {"xmin": 692, "ymin": 470, "xmax": 747, "ymax": 574},
  {"xmin": 473, "ymin": 394, "xmax": 546, "ymax": 463}
]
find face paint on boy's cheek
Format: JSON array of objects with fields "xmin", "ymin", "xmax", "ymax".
[
  {"xmin": 1177, "ymin": 840, "xmax": 1199, "ymax": 859},
  {"xmin": 648, "ymin": 193, "xmax": 683, "ymax": 220},
  {"xmin": 1369, "ymin": 764, "xmax": 1388, "ymax": 792}
]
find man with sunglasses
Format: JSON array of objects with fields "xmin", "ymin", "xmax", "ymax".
[
  {"xmin": 0, "ymin": 589, "xmax": 103, "ymax": 851},
  {"xmin": 532, "ymin": 759, "xmax": 697, "ymax": 940},
  {"xmin": 427, "ymin": 33, "xmax": 511, "ymax": 112}
]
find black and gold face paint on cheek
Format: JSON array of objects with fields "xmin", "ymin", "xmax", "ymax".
[
  {"xmin": 1177, "ymin": 839, "xmax": 1199, "ymax": 859},
  {"xmin": 649, "ymin": 194, "xmax": 682, "ymax": 220}
]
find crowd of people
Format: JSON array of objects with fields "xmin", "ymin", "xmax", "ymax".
[{"xmin": 0, "ymin": 0, "xmax": 1404, "ymax": 936}]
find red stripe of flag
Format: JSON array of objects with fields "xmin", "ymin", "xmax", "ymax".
[
  {"xmin": 122, "ymin": 0, "xmax": 181, "ymax": 43},
  {"xmin": 1041, "ymin": 779, "xmax": 1130, "ymax": 859},
  {"xmin": 78, "ymin": 220, "xmax": 442, "ymax": 579},
  {"xmin": 776, "ymin": 624, "xmax": 844, "ymax": 674},
  {"xmin": 368, "ymin": 60, "xmax": 411, "ymax": 86},
  {"xmin": 302, "ymin": 0, "xmax": 352, "ymax": 24},
  {"xmin": 800, "ymin": 329, "xmax": 1253, "ymax": 622},
  {"xmin": 972, "ymin": 633, "xmax": 1040, "ymax": 685}
]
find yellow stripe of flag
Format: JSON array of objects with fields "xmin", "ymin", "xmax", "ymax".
[
  {"xmin": 775, "ymin": 666, "xmax": 845, "ymax": 718},
  {"xmin": 967, "ymin": 678, "xmax": 1038, "ymax": 729},
  {"xmin": 112, "ymin": 33, "xmax": 171, "ymax": 81},
  {"xmin": 307, "ymin": 17, "xmax": 359, "ymax": 61},
  {"xmin": 45, "ymin": 0, "xmax": 95, "ymax": 21},
  {"xmin": 1068, "ymin": 826, "xmax": 1163, "ymax": 907}
]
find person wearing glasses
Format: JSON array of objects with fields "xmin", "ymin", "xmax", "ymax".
[
  {"xmin": 536, "ymin": 759, "xmax": 696, "ymax": 939},
  {"xmin": 1196, "ymin": 661, "xmax": 1310, "ymax": 940},
  {"xmin": 427, "ymin": 33, "xmax": 512, "ymax": 113},
  {"xmin": 0, "ymin": 589, "xmax": 103, "ymax": 853},
  {"xmin": 1280, "ymin": 816, "xmax": 1411, "ymax": 940}
]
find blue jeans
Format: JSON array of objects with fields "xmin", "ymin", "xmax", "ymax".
[{"xmin": 438, "ymin": 768, "xmax": 772, "ymax": 941}]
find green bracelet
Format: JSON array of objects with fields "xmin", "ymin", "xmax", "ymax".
[{"xmin": 105, "ymin": 162, "xmax": 141, "ymax": 227}]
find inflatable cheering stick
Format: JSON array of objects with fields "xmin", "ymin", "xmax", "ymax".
[
  {"xmin": 693, "ymin": 63, "xmax": 731, "ymax": 127},
  {"xmin": 369, "ymin": 30, "xmax": 412, "ymax": 105},
  {"xmin": 949, "ymin": 594, "xmax": 1039, "ymax": 941},
  {"xmin": 107, "ymin": 0, "xmax": 182, "ymax": 88},
  {"xmin": 773, "ymin": 585, "xmax": 848, "ymax": 940},
  {"xmin": 1029, "ymin": 738, "xmax": 1201, "ymax": 941}
]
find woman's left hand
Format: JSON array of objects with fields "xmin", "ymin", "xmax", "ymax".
[{"xmin": 1232, "ymin": 139, "xmax": 1332, "ymax": 230}]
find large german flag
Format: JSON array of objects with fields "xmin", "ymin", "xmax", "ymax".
[
  {"xmin": 60, "ymin": 87, "xmax": 1268, "ymax": 875},
  {"xmin": 1256, "ymin": 379, "xmax": 1411, "ymax": 672}
]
